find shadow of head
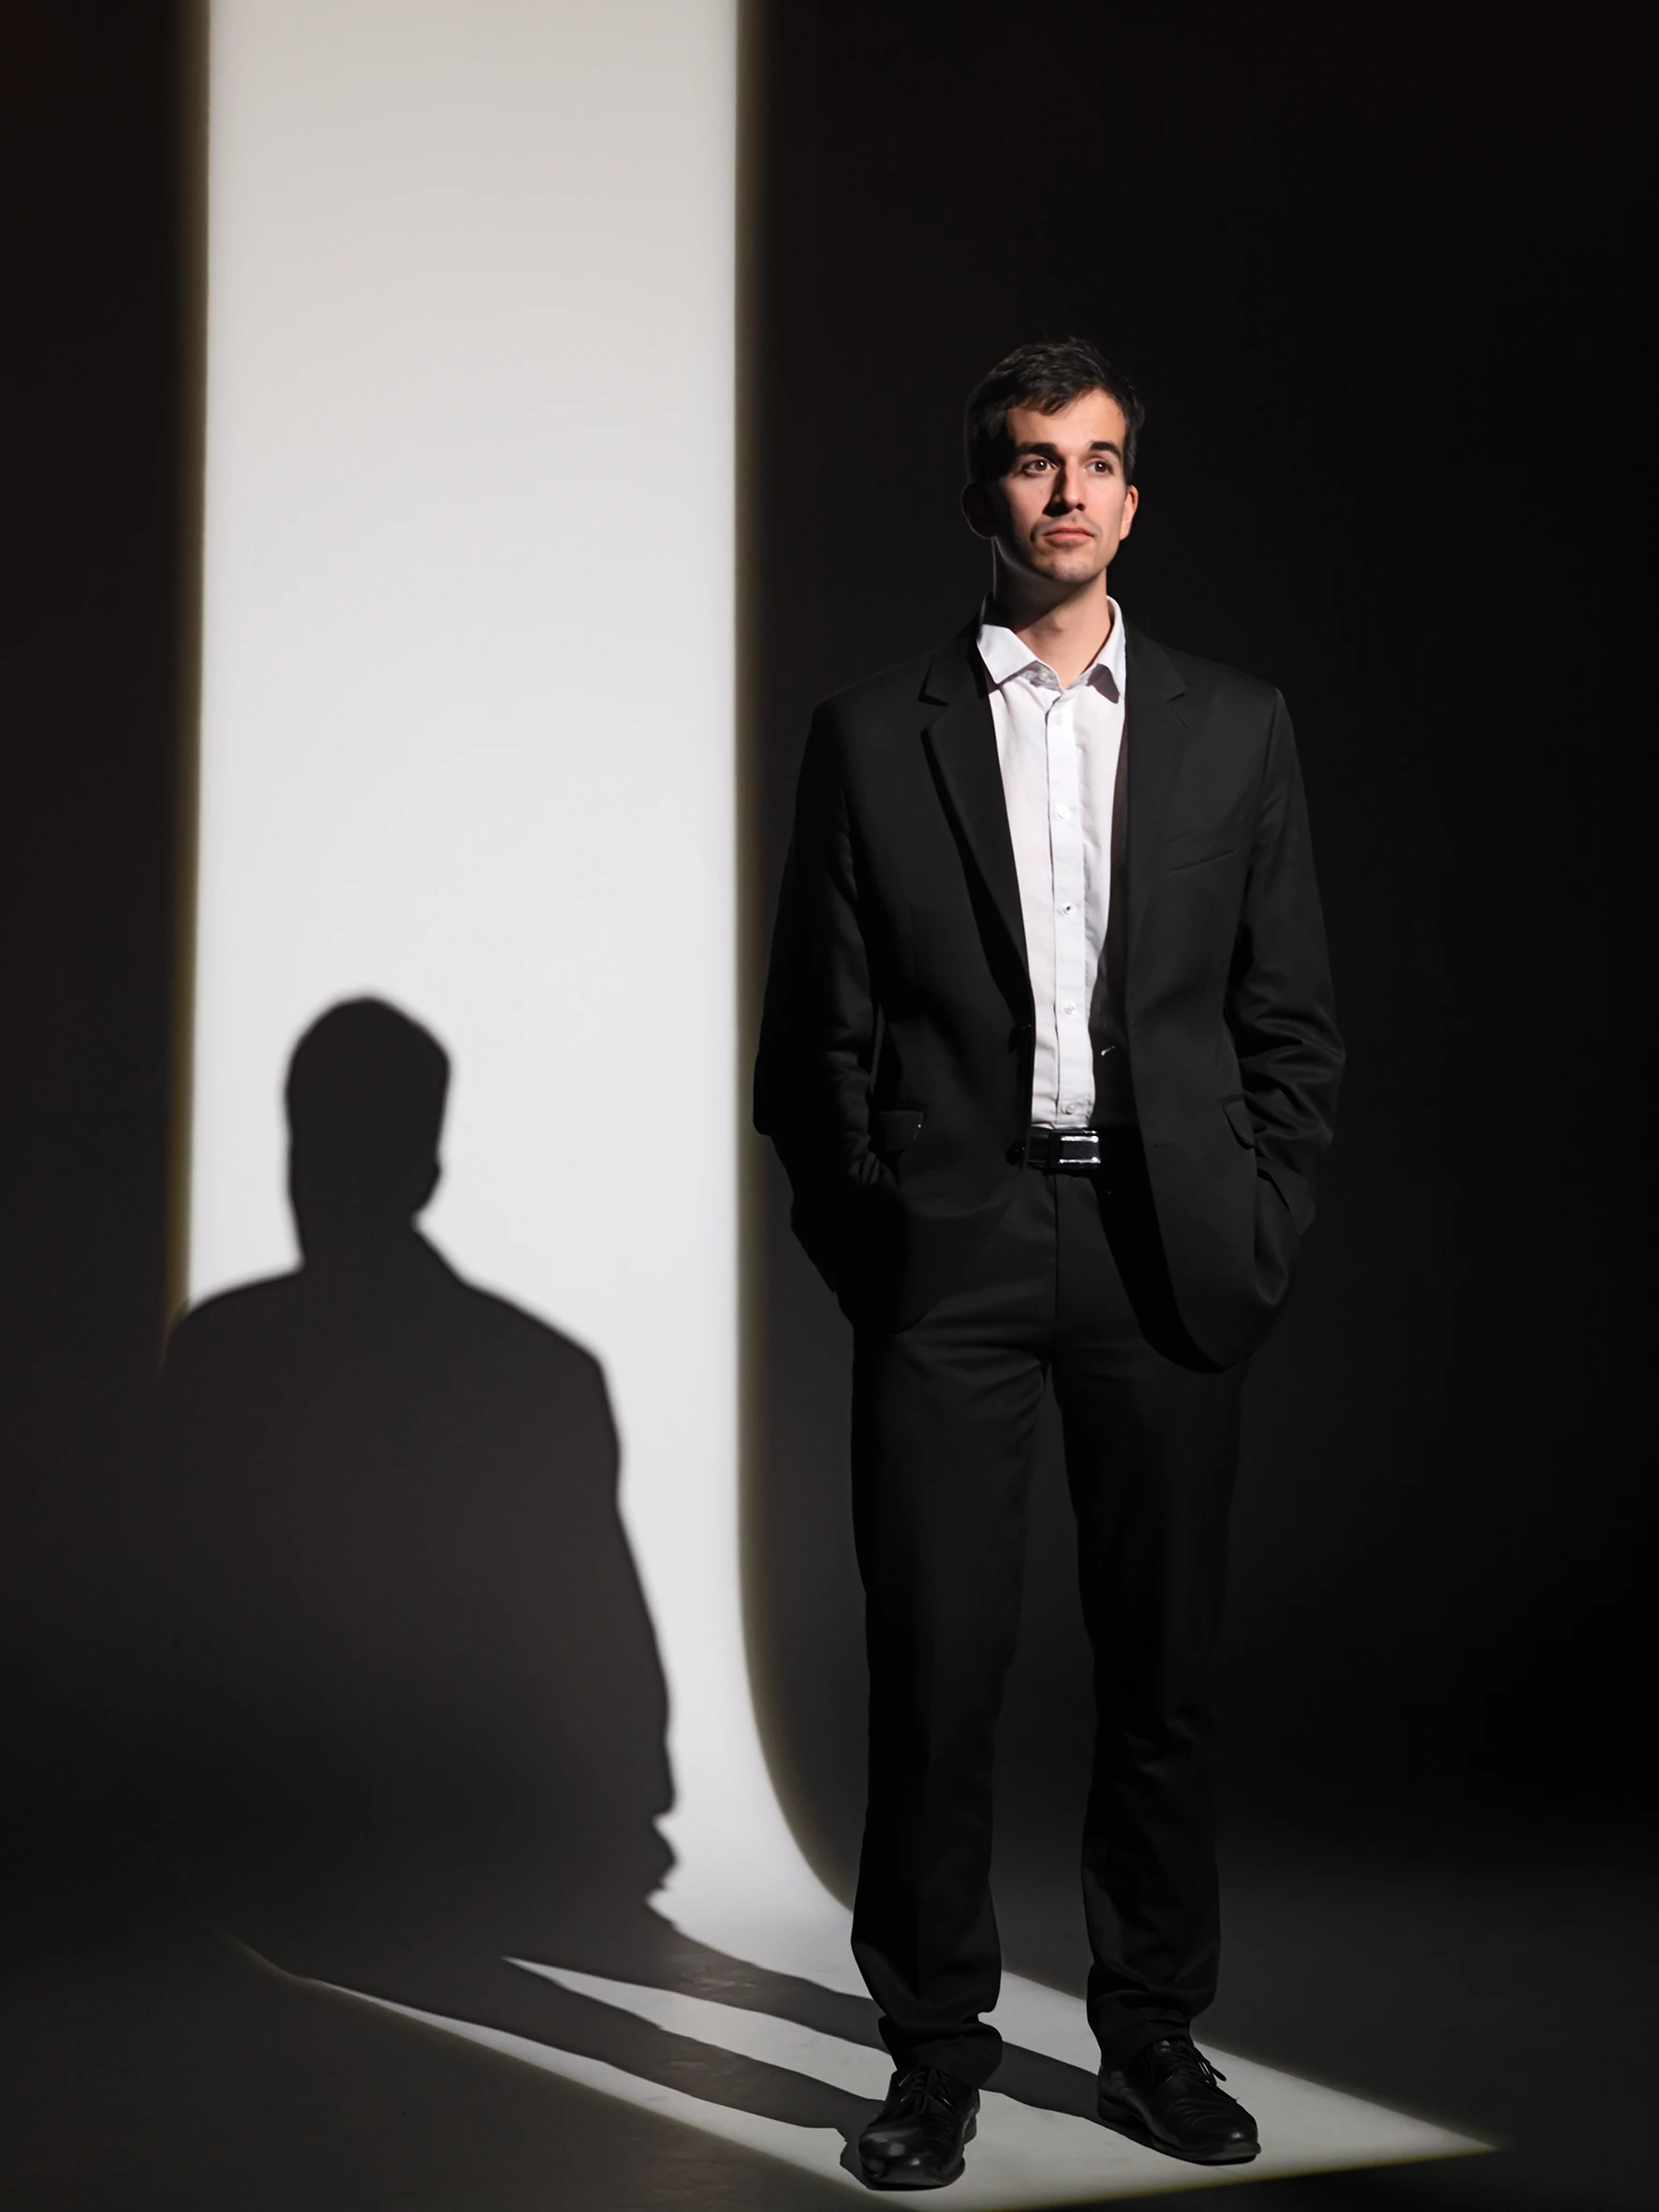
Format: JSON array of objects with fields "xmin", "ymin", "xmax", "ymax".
[{"xmin": 286, "ymin": 998, "xmax": 449, "ymax": 1265}]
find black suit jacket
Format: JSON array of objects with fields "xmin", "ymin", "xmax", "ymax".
[{"xmin": 755, "ymin": 617, "xmax": 1343, "ymax": 1365}]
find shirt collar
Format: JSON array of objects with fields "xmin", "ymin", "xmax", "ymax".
[{"xmin": 976, "ymin": 597, "xmax": 1125, "ymax": 700}]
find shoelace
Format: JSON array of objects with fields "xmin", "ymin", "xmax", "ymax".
[
  {"xmin": 890, "ymin": 2064, "xmax": 964, "ymax": 2113},
  {"xmin": 1158, "ymin": 2041, "xmax": 1227, "ymax": 2090}
]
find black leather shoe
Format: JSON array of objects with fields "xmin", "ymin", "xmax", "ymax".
[
  {"xmin": 858, "ymin": 2065, "xmax": 980, "ymax": 2190},
  {"xmin": 1096, "ymin": 2037, "xmax": 1259, "ymax": 2164}
]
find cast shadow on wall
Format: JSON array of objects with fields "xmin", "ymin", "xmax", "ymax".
[{"xmin": 148, "ymin": 998, "xmax": 1097, "ymax": 2155}]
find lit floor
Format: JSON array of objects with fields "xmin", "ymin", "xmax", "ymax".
[
  {"xmin": 362, "ymin": 1885, "xmax": 1480, "ymax": 2205},
  {"xmin": 9, "ymin": 1794, "xmax": 1652, "ymax": 2210}
]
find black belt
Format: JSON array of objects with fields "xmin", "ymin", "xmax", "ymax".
[{"xmin": 1020, "ymin": 1126, "xmax": 1137, "ymax": 1173}]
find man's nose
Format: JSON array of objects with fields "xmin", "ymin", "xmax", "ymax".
[{"xmin": 1046, "ymin": 464, "xmax": 1086, "ymax": 509}]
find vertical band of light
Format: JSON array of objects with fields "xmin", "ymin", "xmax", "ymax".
[{"xmin": 190, "ymin": 0, "xmax": 807, "ymax": 1906}]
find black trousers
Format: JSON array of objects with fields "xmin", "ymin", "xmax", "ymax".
[{"xmin": 848, "ymin": 1154, "xmax": 1243, "ymax": 2086}]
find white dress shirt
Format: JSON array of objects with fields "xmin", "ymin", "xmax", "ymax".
[{"xmin": 976, "ymin": 597, "xmax": 1127, "ymax": 1128}]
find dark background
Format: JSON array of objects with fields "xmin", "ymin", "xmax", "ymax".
[
  {"xmin": 4, "ymin": 2, "xmax": 1655, "ymax": 2205},
  {"xmin": 2, "ymin": 2, "xmax": 196, "ymax": 1891},
  {"xmin": 743, "ymin": 0, "xmax": 1655, "ymax": 1887}
]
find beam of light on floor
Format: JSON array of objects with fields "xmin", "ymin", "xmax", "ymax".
[{"xmin": 350, "ymin": 1937, "xmax": 1484, "ymax": 2205}]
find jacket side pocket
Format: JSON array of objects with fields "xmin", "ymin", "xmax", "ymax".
[{"xmin": 874, "ymin": 1105, "xmax": 927, "ymax": 1158}]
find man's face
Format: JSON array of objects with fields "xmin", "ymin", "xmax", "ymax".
[{"xmin": 967, "ymin": 388, "xmax": 1138, "ymax": 591}]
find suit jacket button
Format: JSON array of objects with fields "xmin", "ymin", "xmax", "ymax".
[{"xmin": 1006, "ymin": 1142, "xmax": 1026, "ymax": 1165}]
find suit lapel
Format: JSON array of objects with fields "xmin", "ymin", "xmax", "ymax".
[
  {"xmin": 1123, "ymin": 624, "xmax": 1192, "ymax": 944},
  {"xmin": 918, "ymin": 616, "xmax": 1186, "ymax": 1000},
  {"xmin": 921, "ymin": 632, "xmax": 1031, "ymax": 997}
]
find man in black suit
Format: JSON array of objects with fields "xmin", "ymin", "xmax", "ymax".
[{"xmin": 756, "ymin": 339, "xmax": 1343, "ymax": 2187}]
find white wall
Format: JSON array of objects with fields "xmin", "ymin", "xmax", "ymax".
[{"xmin": 192, "ymin": 0, "xmax": 812, "ymax": 1919}]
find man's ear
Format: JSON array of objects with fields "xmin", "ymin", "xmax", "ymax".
[{"xmin": 961, "ymin": 480, "xmax": 997, "ymax": 540}]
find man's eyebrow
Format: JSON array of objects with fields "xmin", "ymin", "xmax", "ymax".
[{"xmin": 1011, "ymin": 437, "xmax": 1123, "ymax": 459}]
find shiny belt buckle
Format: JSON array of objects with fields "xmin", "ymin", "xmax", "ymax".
[{"xmin": 1055, "ymin": 1130, "xmax": 1103, "ymax": 1172}]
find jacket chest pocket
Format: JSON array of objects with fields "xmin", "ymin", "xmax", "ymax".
[
  {"xmin": 1166, "ymin": 836, "xmax": 1241, "ymax": 875},
  {"xmin": 1163, "ymin": 789, "xmax": 1251, "ymax": 875}
]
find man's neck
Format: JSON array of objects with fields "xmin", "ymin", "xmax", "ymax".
[{"xmin": 988, "ymin": 570, "xmax": 1114, "ymax": 688}]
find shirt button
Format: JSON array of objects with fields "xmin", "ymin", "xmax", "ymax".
[
  {"xmin": 1063, "ymin": 1000, "xmax": 1076, "ymax": 1014},
  {"xmin": 1055, "ymin": 804, "xmax": 1071, "ymax": 819},
  {"xmin": 1062, "ymin": 903, "xmax": 1074, "ymax": 914}
]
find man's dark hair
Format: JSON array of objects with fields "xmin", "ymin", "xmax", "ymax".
[{"xmin": 963, "ymin": 338, "xmax": 1144, "ymax": 487}]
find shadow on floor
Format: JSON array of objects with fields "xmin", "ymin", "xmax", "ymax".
[{"xmin": 4, "ymin": 1904, "xmax": 861, "ymax": 2212}]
